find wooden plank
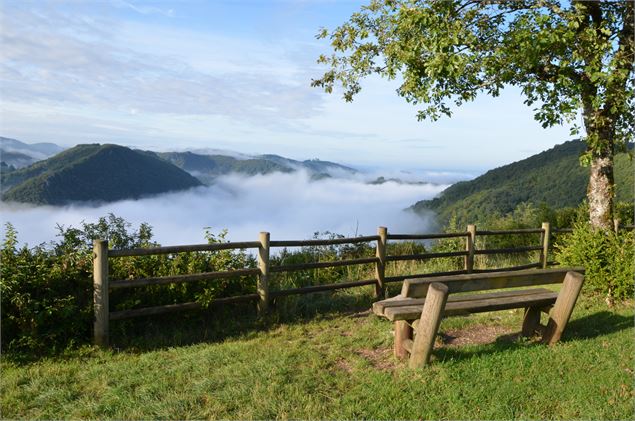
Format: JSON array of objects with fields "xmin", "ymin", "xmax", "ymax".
[
  {"xmin": 543, "ymin": 271, "xmax": 585, "ymax": 345},
  {"xmin": 109, "ymin": 294, "xmax": 260, "ymax": 320},
  {"xmin": 269, "ymin": 235, "xmax": 379, "ymax": 247},
  {"xmin": 374, "ymin": 288, "xmax": 557, "ymax": 316},
  {"xmin": 394, "ymin": 321, "xmax": 413, "ymax": 359},
  {"xmin": 257, "ymin": 232, "xmax": 270, "ymax": 315},
  {"xmin": 108, "ymin": 241, "xmax": 261, "ymax": 257},
  {"xmin": 109, "ymin": 268, "xmax": 261, "ymax": 289},
  {"xmin": 384, "ymin": 290, "xmax": 559, "ymax": 321},
  {"xmin": 522, "ymin": 307, "xmax": 542, "ymax": 337},
  {"xmin": 401, "ymin": 338, "xmax": 414, "ymax": 354},
  {"xmin": 270, "ymin": 279, "xmax": 376, "ymax": 297},
  {"xmin": 540, "ymin": 222, "xmax": 551, "ymax": 269},
  {"xmin": 476, "ymin": 228, "xmax": 544, "ymax": 235},
  {"xmin": 270, "ymin": 257, "xmax": 378, "ymax": 273},
  {"xmin": 401, "ymin": 268, "xmax": 582, "ymax": 298},
  {"xmin": 472, "ymin": 263, "xmax": 542, "ymax": 273},
  {"xmin": 93, "ymin": 239, "xmax": 109, "ymax": 348},
  {"xmin": 474, "ymin": 246, "xmax": 543, "ymax": 255},
  {"xmin": 409, "ymin": 282, "xmax": 448, "ymax": 368},
  {"xmin": 387, "ymin": 232, "xmax": 468, "ymax": 240},
  {"xmin": 375, "ymin": 227, "xmax": 387, "ymax": 299},
  {"xmin": 384, "ymin": 270, "xmax": 468, "ymax": 284},
  {"xmin": 465, "ymin": 224, "xmax": 476, "ymax": 273},
  {"xmin": 385, "ymin": 251, "xmax": 467, "ymax": 262}
]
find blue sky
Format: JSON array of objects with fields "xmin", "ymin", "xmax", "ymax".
[{"xmin": 1, "ymin": 0, "xmax": 575, "ymax": 172}]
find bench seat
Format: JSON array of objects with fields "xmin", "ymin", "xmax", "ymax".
[
  {"xmin": 371, "ymin": 268, "xmax": 585, "ymax": 368},
  {"xmin": 376, "ymin": 288, "xmax": 558, "ymax": 321}
]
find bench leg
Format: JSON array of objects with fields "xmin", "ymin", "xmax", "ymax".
[
  {"xmin": 543, "ymin": 271, "xmax": 585, "ymax": 345},
  {"xmin": 394, "ymin": 320, "xmax": 413, "ymax": 359},
  {"xmin": 409, "ymin": 282, "xmax": 448, "ymax": 369},
  {"xmin": 522, "ymin": 306, "xmax": 541, "ymax": 337}
]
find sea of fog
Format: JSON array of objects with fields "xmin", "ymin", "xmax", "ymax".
[{"xmin": 0, "ymin": 171, "xmax": 463, "ymax": 247}]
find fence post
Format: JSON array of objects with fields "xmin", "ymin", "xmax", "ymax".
[
  {"xmin": 540, "ymin": 222, "xmax": 551, "ymax": 269},
  {"xmin": 465, "ymin": 224, "xmax": 476, "ymax": 273},
  {"xmin": 93, "ymin": 239, "xmax": 109, "ymax": 348},
  {"xmin": 375, "ymin": 226, "xmax": 387, "ymax": 299},
  {"xmin": 257, "ymin": 232, "xmax": 270, "ymax": 315},
  {"xmin": 613, "ymin": 218, "xmax": 620, "ymax": 233}
]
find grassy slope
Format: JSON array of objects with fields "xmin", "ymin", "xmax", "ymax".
[{"xmin": 2, "ymin": 290, "xmax": 632, "ymax": 420}]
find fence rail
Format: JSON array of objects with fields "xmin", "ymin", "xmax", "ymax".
[{"xmin": 92, "ymin": 221, "xmax": 627, "ymax": 347}]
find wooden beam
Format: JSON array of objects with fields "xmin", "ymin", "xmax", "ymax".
[
  {"xmin": 522, "ymin": 307, "xmax": 542, "ymax": 337},
  {"xmin": 383, "ymin": 290, "xmax": 559, "ymax": 321},
  {"xmin": 543, "ymin": 271, "xmax": 585, "ymax": 345},
  {"xmin": 466, "ymin": 224, "xmax": 476, "ymax": 273},
  {"xmin": 257, "ymin": 232, "xmax": 270, "ymax": 315},
  {"xmin": 375, "ymin": 226, "xmax": 387, "ymax": 299},
  {"xmin": 540, "ymin": 222, "xmax": 551, "ymax": 269},
  {"xmin": 93, "ymin": 239, "xmax": 109, "ymax": 348},
  {"xmin": 409, "ymin": 282, "xmax": 448, "ymax": 368},
  {"xmin": 401, "ymin": 268, "xmax": 582, "ymax": 298},
  {"xmin": 109, "ymin": 268, "xmax": 261, "ymax": 289},
  {"xmin": 394, "ymin": 321, "xmax": 413, "ymax": 359},
  {"xmin": 108, "ymin": 241, "xmax": 260, "ymax": 257}
]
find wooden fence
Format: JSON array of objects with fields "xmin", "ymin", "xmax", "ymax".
[{"xmin": 92, "ymin": 222, "xmax": 633, "ymax": 346}]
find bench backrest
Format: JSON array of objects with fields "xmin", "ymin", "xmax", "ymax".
[{"xmin": 401, "ymin": 268, "xmax": 584, "ymax": 298}]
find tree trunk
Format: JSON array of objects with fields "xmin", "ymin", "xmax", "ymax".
[{"xmin": 587, "ymin": 148, "xmax": 614, "ymax": 230}]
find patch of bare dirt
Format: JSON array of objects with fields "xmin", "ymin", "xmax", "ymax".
[
  {"xmin": 437, "ymin": 325, "xmax": 520, "ymax": 347},
  {"xmin": 354, "ymin": 347, "xmax": 396, "ymax": 371},
  {"xmin": 334, "ymin": 358, "xmax": 353, "ymax": 373}
]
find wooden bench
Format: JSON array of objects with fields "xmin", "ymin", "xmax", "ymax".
[{"xmin": 372, "ymin": 268, "xmax": 585, "ymax": 368}]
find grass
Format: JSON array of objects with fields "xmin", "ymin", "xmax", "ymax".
[{"xmin": 2, "ymin": 286, "xmax": 633, "ymax": 420}]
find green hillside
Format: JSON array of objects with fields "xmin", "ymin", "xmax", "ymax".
[
  {"xmin": 153, "ymin": 151, "xmax": 356, "ymax": 184},
  {"xmin": 411, "ymin": 140, "xmax": 634, "ymax": 224},
  {"xmin": 1, "ymin": 144, "xmax": 202, "ymax": 205},
  {"xmin": 154, "ymin": 151, "xmax": 293, "ymax": 183}
]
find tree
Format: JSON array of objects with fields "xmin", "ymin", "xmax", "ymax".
[{"xmin": 313, "ymin": 0, "xmax": 634, "ymax": 230}]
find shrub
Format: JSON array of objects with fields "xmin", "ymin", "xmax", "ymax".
[
  {"xmin": 554, "ymin": 222, "xmax": 634, "ymax": 301},
  {"xmin": 1, "ymin": 215, "xmax": 256, "ymax": 356}
]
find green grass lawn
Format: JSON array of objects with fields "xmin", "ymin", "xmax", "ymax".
[{"xmin": 2, "ymin": 289, "xmax": 633, "ymax": 420}]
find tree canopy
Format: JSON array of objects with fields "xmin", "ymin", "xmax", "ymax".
[{"xmin": 313, "ymin": 0, "xmax": 634, "ymax": 229}]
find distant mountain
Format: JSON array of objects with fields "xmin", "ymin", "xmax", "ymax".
[
  {"xmin": 257, "ymin": 154, "xmax": 357, "ymax": 176},
  {"xmin": 153, "ymin": 151, "xmax": 357, "ymax": 184},
  {"xmin": 2, "ymin": 144, "xmax": 201, "ymax": 205},
  {"xmin": 0, "ymin": 137, "xmax": 65, "ymax": 168},
  {"xmin": 411, "ymin": 140, "xmax": 634, "ymax": 224}
]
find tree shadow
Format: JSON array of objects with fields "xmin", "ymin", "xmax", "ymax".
[{"xmin": 433, "ymin": 311, "xmax": 633, "ymax": 364}]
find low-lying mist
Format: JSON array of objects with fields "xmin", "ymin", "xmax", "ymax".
[{"xmin": 1, "ymin": 171, "xmax": 447, "ymax": 247}]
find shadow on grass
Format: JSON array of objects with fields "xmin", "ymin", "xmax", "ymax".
[
  {"xmin": 434, "ymin": 311, "xmax": 633, "ymax": 364},
  {"xmin": 105, "ymin": 288, "xmax": 377, "ymax": 354}
]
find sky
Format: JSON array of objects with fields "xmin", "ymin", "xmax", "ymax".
[{"xmin": 0, "ymin": 0, "xmax": 576, "ymax": 172}]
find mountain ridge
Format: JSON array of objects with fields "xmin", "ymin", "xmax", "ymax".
[
  {"xmin": 2, "ymin": 144, "xmax": 202, "ymax": 205},
  {"xmin": 411, "ymin": 139, "xmax": 634, "ymax": 224}
]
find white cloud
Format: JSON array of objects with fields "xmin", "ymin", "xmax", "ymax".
[
  {"xmin": 1, "ymin": 3, "xmax": 324, "ymax": 123},
  {"xmin": 0, "ymin": 171, "xmax": 445, "ymax": 247}
]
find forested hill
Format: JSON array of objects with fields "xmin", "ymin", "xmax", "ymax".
[
  {"xmin": 411, "ymin": 140, "xmax": 634, "ymax": 224},
  {"xmin": 1, "ymin": 144, "xmax": 202, "ymax": 205},
  {"xmin": 152, "ymin": 151, "xmax": 357, "ymax": 184}
]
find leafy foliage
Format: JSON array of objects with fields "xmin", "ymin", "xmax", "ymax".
[
  {"xmin": 0, "ymin": 215, "xmax": 255, "ymax": 356},
  {"xmin": 314, "ymin": 0, "xmax": 634, "ymax": 228},
  {"xmin": 554, "ymin": 223, "xmax": 634, "ymax": 300}
]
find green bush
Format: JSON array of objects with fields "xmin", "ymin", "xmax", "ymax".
[
  {"xmin": 1, "ymin": 215, "xmax": 256, "ymax": 356},
  {"xmin": 554, "ymin": 223, "xmax": 634, "ymax": 300}
]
